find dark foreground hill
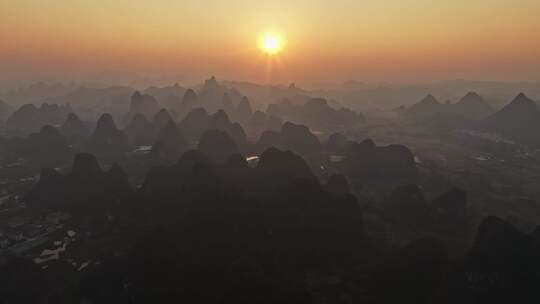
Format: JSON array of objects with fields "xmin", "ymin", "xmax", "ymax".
[{"xmin": 2, "ymin": 148, "xmax": 540, "ymax": 303}]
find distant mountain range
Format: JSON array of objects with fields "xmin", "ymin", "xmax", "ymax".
[
  {"xmin": 404, "ymin": 91, "xmax": 540, "ymax": 146},
  {"xmin": 336, "ymin": 80, "xmax": 540, "ymax": 112},
  {"xmin": 405, "ymin": 91, "xmax": 494, "ymax": 120},
  {"xmin": 483, "ymin": 93, "xmax": 540, "ymax": 146},
  {"xmin": 4, "ymin": 79, "xmax": 539, "ymax": 116}
]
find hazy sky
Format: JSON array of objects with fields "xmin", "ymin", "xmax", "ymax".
[{"xmin": 2, "ymin": 0, "xmax": 540, "ymax": 85}]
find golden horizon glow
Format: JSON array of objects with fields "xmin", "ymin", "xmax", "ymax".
[{"xmin": 1, "ymin": 1, "xmax": 540, "ymax": 83}]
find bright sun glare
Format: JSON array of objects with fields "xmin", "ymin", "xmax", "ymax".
[{"xmin": 259, "ymin": 33, "xmax": 284, "ymax": 55}]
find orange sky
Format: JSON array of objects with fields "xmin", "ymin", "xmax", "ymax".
[{"xmin": 1, "ymin": 0, "xmax": 540, "ymax": 85}]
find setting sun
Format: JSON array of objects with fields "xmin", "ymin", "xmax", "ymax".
[{"xmin": 259, "ymin": 33, "xmax": 284, "ymax": 55}]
